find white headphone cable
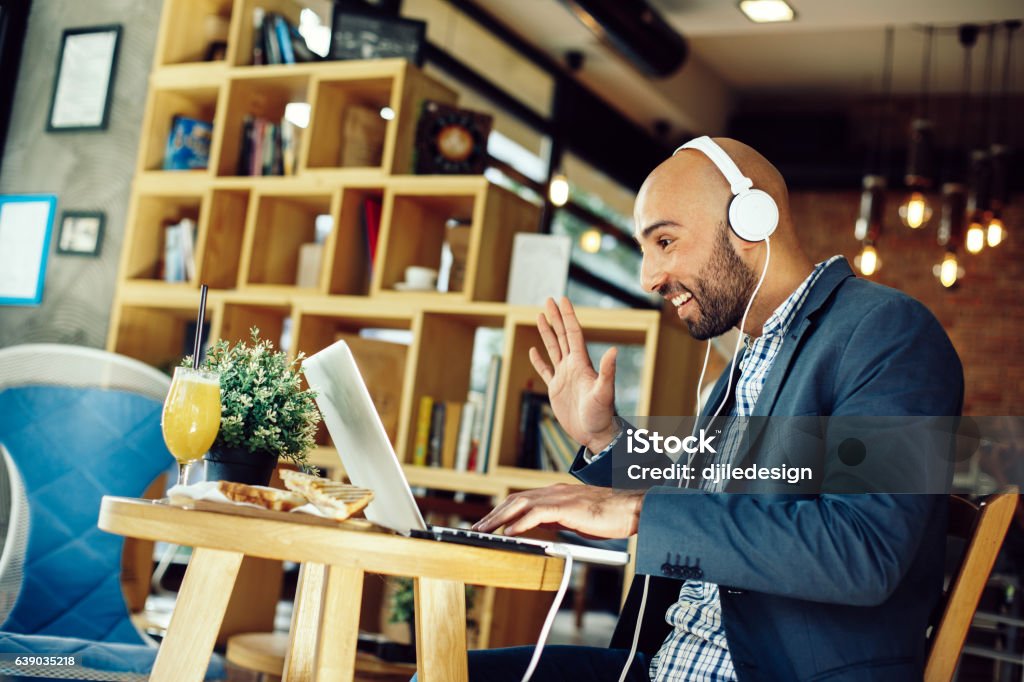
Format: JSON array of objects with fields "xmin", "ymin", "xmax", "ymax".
[
  {"xmin": 520, "ymin": 551, "xmax": 574, "ymax": 682},
  {"xmin": 614, "ymin": 237, "xmax": 772, "ymax": 682}
]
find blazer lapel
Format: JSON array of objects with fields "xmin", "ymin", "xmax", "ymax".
[{"xmin": 752, "ymin": 258, "xmax": 855, "ymax": 418}]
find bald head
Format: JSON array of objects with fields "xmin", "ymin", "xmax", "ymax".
[{"xmin": 636, "ymin": 137, "xmax": 793, "ymax": 243}]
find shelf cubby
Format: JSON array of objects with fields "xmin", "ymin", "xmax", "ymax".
[
  {"xmin": 123, "ymin": 191, "xmax": 205, "ymax": 282},
  {"xmin": 399, "ymin": 308, "xmax": 507, "ymax": 465},
  {"xmin": 154, "ymin": 0, "xmax": 235, "ymax": 68},
  {"xmin": 324, "ymin": 184, "xmax": 386, "ymax": 296},
  {"xmin": 293, "ymin": 299, "xmax": 415, "ymax": 444},
  {"xmin": 239, "ymin": 190, "xmax": 336, "ymax": 289},
  {"xmin": 303, "ymin": 60, "xmax": 457, "ymax": 176},
  {"xmin": 214, "ymin": 72, "xmax": 310, "ymax": 177},
  {"xmin": 112, "ymin": 303, "xmax": 215, "ymax": 371},
  {"xmin": 198, "ymin": 188, "xmax": 251, "ymax": 289},
  {"xmin": 218, "ymin": 298, "xmax": 294, "ymax": 351},
  {"xmin": 139, "ymin": 85, "xmax": 221, "ymax": 174},
  {"xmin": 373, "ymin": 178, "xmax": 540, "ymax": 301},
  {"xmin": 492, "ymin": 311, "xmax": 651, "ymax": 471},
  {"xmin": 231, "ymin": 0, "xmax": 306, "ymax": 67}
]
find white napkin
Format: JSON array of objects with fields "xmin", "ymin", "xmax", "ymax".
[{"xmin": 168, "ymin": 481, "xmax": 329, "ymax": 518}]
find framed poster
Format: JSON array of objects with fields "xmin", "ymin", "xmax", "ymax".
[
  {"xmin": 46, "ymin": 24, "xmax": 122, "ymax": 132},
  {"xmin": 329, "ymin": 8, "xmax": 425, "ymax": 65},
  {"xmin": 0, "ymin": 195, "xmax": 57, "ymax": 306},
  {"xmin": 56, "ymin": 210, "xmax": 105, "ymax": 257}
]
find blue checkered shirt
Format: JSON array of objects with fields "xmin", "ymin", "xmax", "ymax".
[{"xmin": 648, "ymin": 256, "xmax": 841, "ymax": 681}]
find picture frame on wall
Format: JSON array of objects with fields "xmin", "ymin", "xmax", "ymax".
[
  {"xmin": 329, "ymin": 7, "xmax": 425, "ymax": 65},
  {"xmin": 0, "ymin": 194, "xmax": 57, "ymax": 307},
  {"xmin": 56, "ymin": 210, "xmax": 105, "ymax": 257},
  {"xmin": 46, "ymin": 24, "xmax": 122, "ymax": 132}
]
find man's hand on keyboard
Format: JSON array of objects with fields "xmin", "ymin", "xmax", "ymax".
[{"xmin": 472, "ymin": 483, "xmax": 646, "ymax": 538}]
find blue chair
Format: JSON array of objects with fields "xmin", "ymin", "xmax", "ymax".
[{"xmin": 0, "ymin": 344, "xmax": 224, "ymax": 681}]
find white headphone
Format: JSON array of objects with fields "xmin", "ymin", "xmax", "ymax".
[{"xmin": 674, "ymin": 136, "xmax": 779, "ymax": 242}]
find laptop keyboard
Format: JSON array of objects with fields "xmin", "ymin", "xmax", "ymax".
[{"xmin": 411, "ymin": 526, "xmax": 549, "ymax": 555}]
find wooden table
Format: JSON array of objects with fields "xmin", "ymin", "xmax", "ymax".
[{"xmin": 98, "ymin": 497, "xmax": 566, "ymax": 682}]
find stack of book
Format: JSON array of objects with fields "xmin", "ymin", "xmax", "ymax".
[
  {"xmin": 237, "ymin": 116, "xmax": 300, "ymax": 176},
  {"xmin": 516, "ymin": 392, "xmax": 577, "ymax": 472},
  {"xmin": 163, "ymin": 218, "xmax": 197, "ymax": 283},
  {"xmin": 413, "ymin": 355, "xmax": 502, "ymax": 473},
  {"xmin": 251, "ymin": 9, "xmax": 319, "ymax": 65}
]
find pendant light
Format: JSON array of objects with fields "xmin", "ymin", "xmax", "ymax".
[
  {"xmin": 987, "ymin": 20, "xmax": 1020, "ymax": 248},
  {"xmin": 934, "ymin": 25, "xmax": 976, "ymax": 288},
  {"xmin": 899, "ymin": 26, "xmax": 936, "ymax": 230},
  {"xmin": 965, "ymin": 26, "xmax": 996, "ymax": 255},
  {"xmin": 855, "ymin": 27, "xmax": 893, "ymax": 277}
]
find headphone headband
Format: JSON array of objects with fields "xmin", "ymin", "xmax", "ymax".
[{"xmin": 674, "ymin": 136, "xmax": 753, "ymax": 196}]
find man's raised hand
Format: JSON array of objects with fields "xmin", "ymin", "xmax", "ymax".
[{"xmin": 528, "ymin": 297, "xmax": 620, "ymax": 454}]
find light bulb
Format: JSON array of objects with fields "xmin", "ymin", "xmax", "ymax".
[
  {"xmin": 939, "ymin": 252, "xmax": 959, "ymax": 288},
  {"xmin": 857, "ymin": 244, "xmax": 879, "ymax": 276},
  {"xmin": 987, "ymin": 217, "xmax": 1005, "ymax": 247},
  {"xmin": 965, "ymin": 221, "xmax": 986, "ymax": 254},
  {"xmin": 899, "ymin": 191, "xmax": 932, "ymax": 229},
  {"xmin": 579, "ymin": 228, "xmax": 602, "ymax": 254},
  {"xmin": 549, "ymin": 174, "xmax": 570, "ymax": 207}
]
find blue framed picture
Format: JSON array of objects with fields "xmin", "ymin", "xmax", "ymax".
[{"xmin": 0, "ymin": 194, "xmax": 58, "ymax": 306}]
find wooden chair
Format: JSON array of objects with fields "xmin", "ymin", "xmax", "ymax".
[{"xmin": 925, "ymin": 488, "xmax": 1020, "ymax": 682}]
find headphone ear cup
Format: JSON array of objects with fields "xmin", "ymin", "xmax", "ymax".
[{"xmin": 728, "ymin": 189, "xmax": 779, "ymax": 242}]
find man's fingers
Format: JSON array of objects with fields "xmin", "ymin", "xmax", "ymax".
[
  {"xmin": 529, "ymin": 347, "xmax": 553, "ymax": 384},
  {"xmin": 536, "ymin": 313, "xmax": 562, "ymax": 365},
  {"xmin": 505, "ymin": 506, "xmax": 560, "ymax": 536},
  {"xmin": 559, "ymin": 296, "xmax": 587, "ymax": 355},
  {"xmin": 473, "ymin": 494, "xmax": 529, "ymax": 532},
  {"xmin": 545, "ymin": 298, "xmax": 570, "ymax": 356},
  {"xmin": 597, "ymin": 346, "xmax": 618, "ymax": 391}
]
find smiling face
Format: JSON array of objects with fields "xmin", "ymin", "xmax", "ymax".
[{"xmin": 635, "ymin": 154, "xmax": 758, "ymax": 340}]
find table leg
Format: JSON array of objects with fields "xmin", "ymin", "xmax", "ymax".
[
  {"xmin": 313, "ymin": 565, "xmax": 364, "ymax": 681},
  {"xmin": 283, "ymin": 562, "xmax": 327, "ymax": 682},
  {"xmin": 150, "ymin": 547, "xmax": 244, "ymax": 682},
  {"xmin": 415, "ymin": 577, "xmax": 468, "ymax": 682}
]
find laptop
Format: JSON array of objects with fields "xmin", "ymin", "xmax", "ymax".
[{"xmin": 302, "ymin": 340, "xmax": 630, "ymax": 566}]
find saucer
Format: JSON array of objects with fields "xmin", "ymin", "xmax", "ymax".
[{"xmin": 394, "ymin": 281, "xmax": 436, "ymax": 292}]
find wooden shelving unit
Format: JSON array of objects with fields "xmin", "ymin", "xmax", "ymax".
[{"xmin": 110, "ymin": 0, "xmax": 704, "ymax": 651}]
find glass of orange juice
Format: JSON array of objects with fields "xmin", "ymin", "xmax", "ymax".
[{"xmin": 162, "ymin": 367, "xmax": 222, "ymax": 487}]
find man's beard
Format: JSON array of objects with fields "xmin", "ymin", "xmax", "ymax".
[{"xmin": 686, "ymin": 225, "xmax": 758, "ymax": 340}]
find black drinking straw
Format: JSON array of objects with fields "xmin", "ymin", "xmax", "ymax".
[{"xmin": 192, "ymin": 284, "xmax": 208, "ymax": 370}]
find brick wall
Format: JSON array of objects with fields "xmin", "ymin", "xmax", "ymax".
[{"xmin": 790, "ymin": 190, "xmax": 1024, "ymax": 416}]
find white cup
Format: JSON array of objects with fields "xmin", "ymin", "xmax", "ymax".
[{"xmin": 404, "ymin": 265, "xmax": 438, "ymax": 289}]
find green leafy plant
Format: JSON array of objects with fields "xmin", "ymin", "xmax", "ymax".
[
  {"xmin": 389, "ymin": 577, "xmax": 476, "ymax": 625},
  {"xmin": 185, "ymin": 328, "xmax": 321, "ymax": 472}
]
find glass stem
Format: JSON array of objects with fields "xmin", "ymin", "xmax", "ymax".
[{"xmin": 177, "ymin": 461, "xmax": 193, "ymax": 487}]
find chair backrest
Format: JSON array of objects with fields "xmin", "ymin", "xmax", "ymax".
[
  {"xmin": 925, "ymin": 488, "xmax": 1020, "ymax": 682},
  {"xmin": 0, "ymin": 343, "xmax": 170, "ymax": 400},
  {"xmin": 0, "ymin": 344, "xmax": 174, "ymax": 644}
]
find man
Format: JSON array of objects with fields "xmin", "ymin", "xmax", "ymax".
[{"xmin": 468, "ymin": 138, "xmax": 963, "ymax": 681}]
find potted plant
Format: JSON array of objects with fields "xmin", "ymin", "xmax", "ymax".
[{"xmin": 187, "ymin": 328, "xmax": 321, "ymax": 485}]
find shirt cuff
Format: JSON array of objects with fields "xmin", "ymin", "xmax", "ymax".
[{"xmin": 583, "ymin": 417, "xmax": 625, "ymax": 464}]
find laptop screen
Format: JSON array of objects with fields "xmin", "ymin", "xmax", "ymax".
[{"xmin": 302, "ymin": 340, "xmax": 428, "ymax": 535}]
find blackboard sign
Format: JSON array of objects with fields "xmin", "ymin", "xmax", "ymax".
[{"xmin": 329, "ymin": 8, "xmax": 426, "ymax": 65}]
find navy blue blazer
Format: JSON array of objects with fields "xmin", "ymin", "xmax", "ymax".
[{"xmin": 571, "ymin": 259, "xmax": 964, "ymax": 681}]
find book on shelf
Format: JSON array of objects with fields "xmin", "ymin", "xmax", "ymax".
[
  {"xmin": 163, "ymin": 115, "xmax": 212, "ymax": 170},
  {"xmin": 162, "ymin": 218, "xmax": 197, "ymax": 283},
  {"xmin": 413, "ymin": 395, "xmax": 434, "ymax": 466},
  {"xmin": 538, "ymin": 404, "xmax": 577, "ymax": 472},
  {"xmin": 453, "ymin": 397, "xmax": 478, "ymax": 475},
  {"xmin": 253, "ymin": 10, "xmax": 319, "ymax": 65},
  {"xmin": 476, "ymin": 355, "xmax": 502, "ymax": 474},
  {"xmin": 361, "ymin": 195, "xmax": 383, "ymax": 287},
  {"xmin": 238, "ymin": 115, "xmax": 300, "ymax": 177},
  {"xmin": 506, "ymin": 233, "xmax": 571, "ymax": 306},
  {"xmin": 341, "ymin": 105, "xmax": 386, "ymax": 167},
  {"xmin": 516, "ymin": 390, "xmax": 548, "ymax": 470},
  {"xmin": 295, "ymin": 243, "xmax": 322, "ymax": 288},
  {"xmin": 427, "ymin": 401, "xmax": 446, "ymax": 467},
  {"xmin": 440, "ymin": 401, "xmax": 463, "ymax": 470}
]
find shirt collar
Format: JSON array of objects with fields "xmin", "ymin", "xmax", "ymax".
[{"xmin": 758, "ymin": 255, "xmax": 844, "ymax": 339}]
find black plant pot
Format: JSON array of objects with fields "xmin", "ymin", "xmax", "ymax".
[{"xmin": 204, "ymin": 446, "xmax": 276, "ymax": 486}]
